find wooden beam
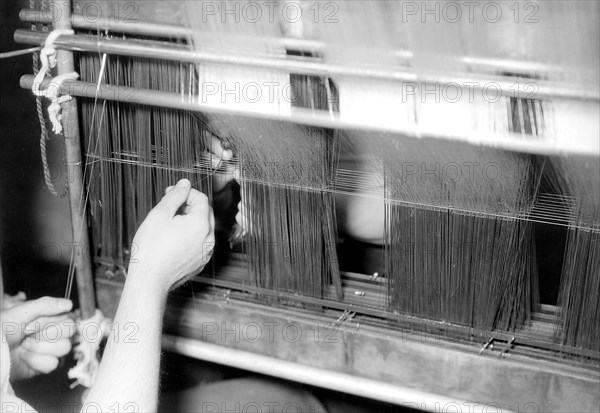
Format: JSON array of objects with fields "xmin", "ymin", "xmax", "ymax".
[
  {"xmin": 95, "ymin": 278, "xmax": 600, "ymax": 412},
  {"xmin": 53, "ymin": 0, "xmax": 96, "ymax": 318}
]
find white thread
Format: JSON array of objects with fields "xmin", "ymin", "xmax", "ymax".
[
  {"xmin": 67, "ymin": 309, "xmax": 111, "ymax": 389},
  {"xmin": 34, "ymin": 72, "xmax": 79, "ymax": 134},
  {"xmin": 31, "ymin": 29, "xmax": 78, "ymax": 134},
  {"xmin": 31, "ymin": 29, "xmax": 74, "ymax": 93}
]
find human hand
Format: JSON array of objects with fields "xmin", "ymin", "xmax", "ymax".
[
  {"xmin": 234, "ymin": 198, "xmax": 252, "ymax": 236},
  {"xmin": 203, "ymin": 131, "xmax": 238, "ymax": 193},
  {"xmin": 1, "ymin": 291, "xmax": 26, "ymax": 310},
  {"xmin": 1, "ymin": 296, "xmax": 75, "ymax": 380},
  {"xmin": 128, "ymin": 179, "xmax": 215, "ymax": 292}
]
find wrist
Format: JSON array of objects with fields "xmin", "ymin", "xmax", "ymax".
[{"xmin": 126, "ymin": 264, "xmax": 170, "ymax": 297}]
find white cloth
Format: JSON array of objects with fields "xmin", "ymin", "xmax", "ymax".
[
  {"xmin": 1, "ymin": 256, "xmax": 15, "ymax": 396},
  {"xmin": 1, "ymin": 329, "xmax": 15, "ymax": 396}
]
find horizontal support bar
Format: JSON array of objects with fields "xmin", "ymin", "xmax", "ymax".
[
  {"xmin": 161, "ymin": 334, "xmax": 510, "ymax": 412},
  {"xmin": 189, "ymin": 268, "xmax": 600, "ymax": 360},
  {"xmin": 20, "ymin": 8, "xmax": 190, "ymax": 38},
  {"xmin": 19, "ymin": 8, "xmax": 578, "ymax": 76},
  {"xmin": 19, "ymin": 75, "xmax": 600, "ymax": 157},
  {"xmin": 19, "ymin": 8, "xmax": 328, "ymax": 55},
  {"xmin": 14, "ymin": 29, "xmax": 599, "ymax": 101}
]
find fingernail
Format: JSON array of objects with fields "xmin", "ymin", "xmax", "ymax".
[
  {"xmin": 58, "ymin": 299, "xmax": 72, "ymax": 311},
  {"xmin": 176, "ymin": 179, "xmax": 191, "ymax": 188}
]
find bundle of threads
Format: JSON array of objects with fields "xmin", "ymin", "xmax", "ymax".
[
  {"xmin": 377, "ymin": 137, "xmax": 540, "ymax": 332},
  {"xmin": 79, "ymin": 52, "xmax": 211, "ymax": 268},
  {"xmin": 66, "ymin": 0, "xmax": 599, "ymax": 353}
]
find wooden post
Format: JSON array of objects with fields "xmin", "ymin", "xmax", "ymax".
[{"xmin": 53, "ymin": 0, "xmax": 96, "ymax": 318}]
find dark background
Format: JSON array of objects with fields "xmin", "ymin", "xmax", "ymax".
[{"xmin": 1, "ymin": 0, "xmax": 74, "ymax": 295}]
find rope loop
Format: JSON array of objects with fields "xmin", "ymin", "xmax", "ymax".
[{"xmin": 31, "ymin": 28, "xmax": 77, "ymax": 197}]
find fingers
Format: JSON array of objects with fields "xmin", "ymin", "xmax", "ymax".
[
  {"xmin": 188, "ymin": 190, "xmax": 215, "ymax": 251},
  {"xmin": 2, "ymin": 296, "xmax": 72, "ymax": 327},
  {"xmin": 184, "ymin": 189, "xmax": 211, "ymax": 219},
  {"xmin": 163, "ymin": 185, "xmax": 212, "ymax": 237},
  {"xmin": 20, "ymin": 350, "xmax": 60, "ymax": 375},
  {"xmin": 22, "ymin": 336, "xmax": 72, "ymax": 357},
  {"xmin": 202, "ymin": 131, "xmax": 233, "ymax": 169},
  {"xmin": 232, "ymin": 165, "xmax": 240, "ymax": 182},
  {"xmin": 210, "ymin": 155, "xmax": 223, "ymax": 169},
  {"xmin": 236, "ymin": 201, "xmax": 248, "ymax": 227},
  {"xmin": 161, "ymin": 184, "xmax": 211, "ymax": 230},
  {"xmin": 235, "ymin": 206, "xmax": 242, "ymax": 228},
  {"xmin": 28, "ymin": 317, "xmax": 76, "ymax": 342},
  {"xmin": 156, "ymin": 179, "xmax": 192, "ymax": 217},
  {"xmin": 210, "ymin": 135, "xmax": 233, "ymax": 161},
  {"xmin": 1, "ymin": 291, "xmax": 27, "ymax": 310},
  {"xmin": 209, "ymin": 206, "xmax": 215, "ymax": 232},
  {"xmin": 27, "ymin": 313, "xmax": 70, "ymax": 329},
  {"xmin": 204, "ymin": 207, "xmax": 216, "ymax": 249}
]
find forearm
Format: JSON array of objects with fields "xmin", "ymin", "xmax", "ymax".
[
  {"xmin": 82, "ymin": 180, "xmax": 213, "ymax": 411},
  {"xmin": 83, "ymin": 270, "xmax": 167, "ymax": 412}
]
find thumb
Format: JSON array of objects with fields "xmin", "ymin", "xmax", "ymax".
[
  {"xmin": 2, "ymin": 297, "xmax": 72, "ymax": 327},
  {"xmin": 156, "ymin": 179, "xmax": 192, "ymax": 217}
]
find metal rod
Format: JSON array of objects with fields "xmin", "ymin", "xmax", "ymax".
[
  {"xmin": 19, "ymin": 8, "xmax": 328, "ymax": 54},
  {"xmin": 20, "ymin": 8, "xmax": 571, "ymax": 75},
  {"xmin": 0, "ymin": 46, "xmax": 42, "ymax": 59},
  {"xmin": 14, "ymin": 29, "xmax": 599, "ymax": 101},
  {"xmin": 51, "ymin": 1, "xmax": 96, "ymax": 319},
  {"xmin": 20, "ymin": 74, "xmax": 599, "ymax": 158},
  {"xmin": 161, "ymin": 335, "xmax": 508, "ymax": 412},
  {"xmin": 20, "ymin": 8, "xmax": 190, "ymax": 38}
]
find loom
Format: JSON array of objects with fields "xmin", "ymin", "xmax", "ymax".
[{"xmin": 14, "ymin": 0, "xmax": 600, "ymax": 411}]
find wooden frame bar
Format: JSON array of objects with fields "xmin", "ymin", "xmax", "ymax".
[
  {"xmin": 19, "ymin": 75, "xmax": 600, "ymax": 157},
  {"xmin": 51, "ymin": 0, "xmax": 96, "ymax": 318},
  {"xmin": 95, "ymin": 278, "xmax": 600, "ymax": 412},
  {"xmin": 14, "ymin": 29, "xmax": 599, "ymax": 101}
]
